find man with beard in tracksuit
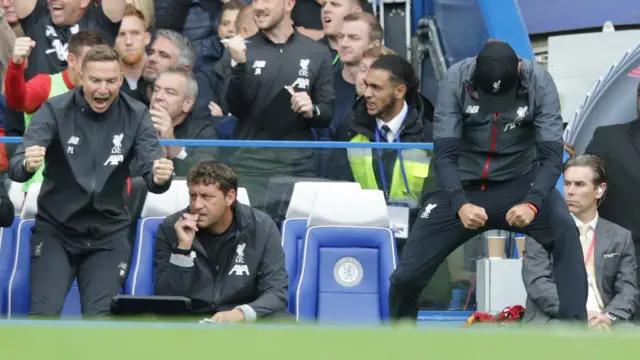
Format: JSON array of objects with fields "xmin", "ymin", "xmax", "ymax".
[
  {"xmin": 9, "ymin": 45, "xmax": 175, "ymax": 317},
  {"xmin": 388, "ymin": 41, "xmax": 589, "ymax": 324},
  {"xmin": 154, "ymin": 160, "xmax": 289, "ymax": 323}
]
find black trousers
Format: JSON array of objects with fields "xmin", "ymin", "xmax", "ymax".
[
  {"xmin": 389, "ymin": 171, "xmax": 588, "ymax": 322},
  {"xmin": 29, "ymin": 222, "xmax": 132, "ymax": 317}
]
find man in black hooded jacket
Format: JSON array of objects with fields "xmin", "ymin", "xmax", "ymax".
[{"xmin": 154, "ymin": 160, "xmax": 289, "ymax": 322}]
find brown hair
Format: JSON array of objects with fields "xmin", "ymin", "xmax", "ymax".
[
  {"xmin": 564, "ymin": 154, "xmax": 607, "ymax": 187},
  {"xmin": 69, "ymin": 30, "xmax": 107, "ymax": 57},
  {"xmin": 343, "ymin": 12, "xmax": 383, "ymax": 42},
  {"xmin": 187, "ymin": 160, "xmax": 238, "ymax": 195},
  {"xmin": 81, "ymin": 45, "xmax": 121, "ymax": 69}
]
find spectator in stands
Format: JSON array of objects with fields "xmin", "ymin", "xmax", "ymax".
[
  {"xmin": 0, "ymin": 5, "xmax": 17, "ymax": 68},
  {"xmin": 522, "ymin": 155, "xmax": 639, "ymax": 328},
  {"xmin": 5, "ymin": 30, "xmax": 105, "ymax": 127},
  {"xmin": 389, "ymin": 41, "xmax": 589, "ymax": 324},
  {"xmin": 318, "ymin": 0, "xmax": 363, "ymax": 67},
  {"xmin": 8, "ymin": 45, "xmax": 174, "ymax": 317},
  {"xmin": 330, "ymin": 54, "xmax": 435, "ymax": 254},
  {"xmin": 0, "ymin": 4, "xmax": 17, "ymax": 139},
  {"xmin": 218, "ymin": 0, "xmax": 244, "ymax": 40},
  {"xmin": 0, "ymin": 177, "xmax": 14, "ymax": 227},
  {"xmin": 154, "ymin": 160, "xmax": 289, "ymax": 322},
  {"xmin": 213, "ymin": 3, "xmax": 257, "ymax": 116},
  {"xmin": 156, "ymin": 0, "xmax": 224, "ymax": 118},
  {"xmin": 4, "ymin": 30, "xmax": 106, "ymax": 192},
  {"xmin": 224, "ymin": 0, "xmax": 335, "ymax": 208},
  {"xmin": 14, "ymin": 0, "xmax": 126, "ymax": 80},
  {"xmin": 585, "ymin": 81, "xmax": 640, "ymax": 290},
  {"xmin": 0, "ymin": 0, "xmax": 23, "ymax": 36},
  {"xmin": 150, "ymin": 66, "xmax": 217, "ymax": 176},
  {"xmin": 354, "ymin": 46, "xmax": 396, "ymax": 97},
  {"xmin": 330, "ymin": 12, "xmax": 382, "ymax": 134},
  {"xmin": 138, "ymin": 29, "xmax": 196, "ymax": 105},
  {"xmin": 115, "ymin": 4, "xmax": 151, "ymax": 102}
]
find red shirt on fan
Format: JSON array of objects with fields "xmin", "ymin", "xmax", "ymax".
[{"xmin": 5, "ymin": 59, "xmax": 74, "ymax": 114}]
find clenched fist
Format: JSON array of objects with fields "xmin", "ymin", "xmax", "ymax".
[
  {"xmin": 457, "ymin": 203, "xmax": 488, "ymax": 230},
  {"xmin": 506, "ymin": 204, "xmax": 536, "ymax": 228},
  {"xmin": 24, "ymin": 145, "xmax": 45, "ymax": 173},
  {"xmin": 153, "ymin": 158, "xmax": 174, "ymax": 185},
  {"xmin": 12, "ymin": 37, "xmax": 36, "ymax": 65},
  {"xmin": 290, "ymin": 91, "xmax": 314, "ymax": 118},
  {"xmin": 225, "ymin": 35, "xmax": 247, "ymax": 64}
]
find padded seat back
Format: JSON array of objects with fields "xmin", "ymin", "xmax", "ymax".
[
  {"xmin": 282, "ymin": 181, "xmax": 361, "ymax": 313},
  {"xmin": 125, "ymin": 218, "xmax": 163, "ymax": 295},
  {"xmin": 296, "ymin": 189, "xmax": 396, "ymax": 323}
]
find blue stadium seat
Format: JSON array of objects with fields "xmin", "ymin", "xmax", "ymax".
[
  {"xmin": 6, "ymin": 219, "xmax": 34, "ymax": 317},
  {"xmin": 281, "ymin": 181, "xmax": 361, "ymax": 314},
  {"xmin": 125, "ymin": 180, "xmax": 190, "ymax": 295},
  {"xmin": 296, "ymin": 189, "xmax": 396, "ymax": 324},
  {"xmin": 281, "ymin": 218, "xmax": 306, "ymax": 313},
  {"xmin": 0, "ymin": 216, "xmax": 19, "ymax": 315},
  {"xmin": 125, "ymin": 217, "xmax": 164, "ymax": 295},
  {"xmin": 7, "ymin": 184, "xmax": 82, "ymax": 317}
]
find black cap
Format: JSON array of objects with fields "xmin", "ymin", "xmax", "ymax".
[{"xmin": 474, "ymin": 42, "xmax": 519, "ymax": 113}]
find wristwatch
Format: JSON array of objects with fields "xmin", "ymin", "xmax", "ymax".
[
  {"xmin": 603, "ymin": 312, "xmax": 618, "ymax": 322},
  {"xmin": 173, "ymin": 246, "xmax": 191, "ymax": 256}
]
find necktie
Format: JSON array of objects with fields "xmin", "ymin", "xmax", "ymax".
[
  {"xmin": 579, "ymin": 224, "xmax": 591, "ymax": 261},
  {"xmin": 579, "ymin": 223, "xmax": 604, "ymax": 310},
  {"xmin": 380, "ymin": 125, "xmax": 391, "ymax": 142}
]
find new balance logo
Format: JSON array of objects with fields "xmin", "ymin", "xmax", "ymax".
[
  {"xmin": 103, "ymin": 154, "xmax": 123, "ymax": 166},
  {"xmin": 228, "ymin": 264, "xmax": 249, "ymax": 276}
]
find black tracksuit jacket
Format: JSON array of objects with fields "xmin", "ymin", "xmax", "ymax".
[
  {"xmin": 8, "ymin": 88, "xmax": 171, "ymax": 240},
  {"xmin": 154, "ymin": 203, "xmax": 288, "ymax": 318}
]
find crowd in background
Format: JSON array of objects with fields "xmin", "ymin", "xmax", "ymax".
[{"xmin": 1, "ymin": 0, "xmax": 638, "ymax": 318}]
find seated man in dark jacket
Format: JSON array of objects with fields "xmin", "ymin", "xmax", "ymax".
[{"xmin": 154, "ymin": 160, "xmax": 289, "ymax": 323}]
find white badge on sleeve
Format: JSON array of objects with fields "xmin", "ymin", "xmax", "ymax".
[{"xmin": 387, "ymin": 202, "xmax": 409, "ymax": 239}]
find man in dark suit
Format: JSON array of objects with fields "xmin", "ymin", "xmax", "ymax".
[
  {"xmin": 585, "ymin": 81, "xmax": 640, "ymax": 285},
  {"xmin": 522, "ymin": 155, "xmax": 639, "ymax": 329}
]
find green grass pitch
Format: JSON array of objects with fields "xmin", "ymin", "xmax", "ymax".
[{"xmin": 0, "ymin": 321, "xmax": 639, "ymax": 360}]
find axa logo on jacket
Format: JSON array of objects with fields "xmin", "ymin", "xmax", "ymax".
[
  {"xmin": 103, "ymin": 133, "xmax": 124, "ymax": 166},
  {"xmin": 228, "ymin": 243, "xmax": 250, "ymax": 276}
]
